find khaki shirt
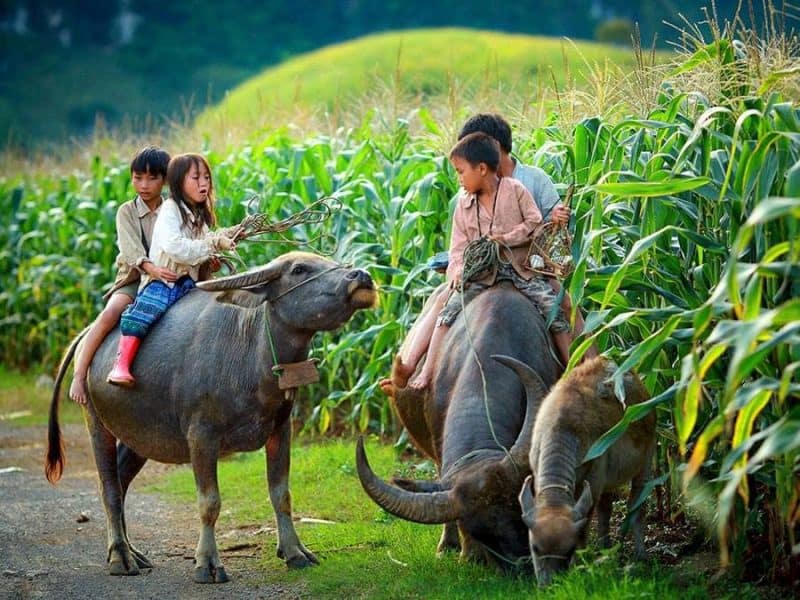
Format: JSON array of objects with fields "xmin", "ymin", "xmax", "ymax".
[
  {"xmin": 447, "ymin": 177, "xmax": 542, "ymax": 285},
  {"xmin": 104, "ymin": 195, "xmax": 162, "ymax": 299}
]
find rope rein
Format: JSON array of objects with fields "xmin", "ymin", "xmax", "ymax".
[
  {"xmin": 457, "ymin": 238, "xmax": 517, "ymax": 468},
  {"xmin": 270, "ymin": 263, "xmax": 350, "ymax": 302},
  {"xmin": 538, "ymin": 483, "xmax": 573, "ymax": 494},
  {"xmin": 262, "ymin": 262, "xmax": 350, "ymax": 377},
  {"xmin": 460, "ymin": 236, "xmax": 508, "ymax": 285}
]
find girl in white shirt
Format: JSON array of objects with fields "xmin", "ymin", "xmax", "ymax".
[{"xmin": 107, "ymin": 153, "xmax": 239, "ymax": 387}]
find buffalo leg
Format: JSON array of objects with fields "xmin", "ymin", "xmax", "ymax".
[
  {"xmin": 459, "ymin": 527, "xmax": 493, "ymax": 566},
  {"xmin": 596, "ymin": 492, "xmax": 614, "ymax": 549},
  {"xmin": 188, "ymin": 433, "xmax": 228, "ymax": 583},
  {"xmin": 117, "ymin": 442, "xmax": 151, "ymax": 568},
  {"xmin": 85, "ymin": 406, "xmax": 140, "ymax": 576},
  {"xmin": 627, "ymin": 466, "xmax": 651, "ymax": 560},
  {"xmin": 266, "ymin": 404, "xmax": 318, "ymax": 568},
  {"xmin": 436, "ymin": 522, "xmax": 460, "ymax": 555}
]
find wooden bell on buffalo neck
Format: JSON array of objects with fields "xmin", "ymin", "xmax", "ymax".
[{"xmin": 272, "ymin": 358, "xmax": 320, "ymax": 391}]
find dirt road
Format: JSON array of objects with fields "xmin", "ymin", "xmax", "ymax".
[{"xmin": 0, "ymin": 422, "xmax": 302, "ymax": 600}]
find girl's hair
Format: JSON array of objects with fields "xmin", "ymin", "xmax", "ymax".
[
  {"xmin": 449, "ymin": 132, "xmax": 500, "ymax": 171},
  {"xmin": 166, "ymin": 153, "xmax": 217, "ymax": 232},
  {"xmin": 130, "ymin": 145, "xmax": 170, "ymax": 177},
  {"xmin": 457, "ymin": 113, "xmax": 513, "ymax": 153}
]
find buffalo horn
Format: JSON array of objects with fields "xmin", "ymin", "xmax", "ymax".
[
  {"xmin": 196, "ymin": 260, "xmax": 283, "ymax": 291},
  {"xmin": 356, "ymin": 438, "xmax": 460, "ymax": 524},
  {"xmin": 491, "ymin": 355, "xmax": 548, "ymax": 468}
]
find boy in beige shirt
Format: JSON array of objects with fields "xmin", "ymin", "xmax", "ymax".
[
  {"xmin": 400, "ymin": 133, "xmax": 572, "ymax": 391},
  {"xmin": 69, "ymin": 146, "xmax": 176, "ymax": 403}
]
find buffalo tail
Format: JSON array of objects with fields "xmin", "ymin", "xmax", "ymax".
[{"xmin": 45, "ymin": 325, "xmax": 89, "ymax": 484}]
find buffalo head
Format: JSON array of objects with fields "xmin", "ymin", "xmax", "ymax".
[
  {"xmin": 519, "ymin": 476, "xmax": 593, "ymax": 586},
  {"xmin": 356, "ymin": 355, "xmax": 548, "ymax": 570},
  {"xmin": 197, "ymin": 251, "xmax": 377, "ymax": 331}
]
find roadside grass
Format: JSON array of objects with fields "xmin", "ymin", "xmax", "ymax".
[
  {"xmin": 0, "ymin": 367, "xmax": 83, "ymax": 427},
  {"xmin": 144, "ymin": 438, "xmax": 740, "ymax": 599},
  {"xmin": 0, "ymin": 370, "xmax": 770, "ymax": 599}
]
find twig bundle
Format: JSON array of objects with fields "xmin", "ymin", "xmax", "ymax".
[{"xmin": 237, "ymin": 195, "xmax": 341, "ymax": 238}]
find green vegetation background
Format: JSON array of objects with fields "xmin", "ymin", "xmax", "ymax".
[
  {"xmin": 0, "ymin": 0, "xmax": 764, "ymax": 145},
  {"xmin": 0, "ymin": 4, "xmax": 797, "ymax": 592}
]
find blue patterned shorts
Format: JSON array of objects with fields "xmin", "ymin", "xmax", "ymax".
[{"xmin": 120, "ymin": 276, "xmax": 195, "ymax": 338}]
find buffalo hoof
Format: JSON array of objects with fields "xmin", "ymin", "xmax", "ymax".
[
  {"xmin": 286, "ymin": 554, "xmax": 317, "ymax": 569},
  {"xmin": 194, "ymin": 565, "xmax": 229, "ymax": 584},
  {"xmin": 130, "ymin": 545, "xmax": 153, "ymax": 569},
  {"xmin": 108, "ymin": 542, "xmax": 141, "ymax": 576},
  {"xmin": 277, "ymin": 543, "xmax": 319, "ymax": 569}
]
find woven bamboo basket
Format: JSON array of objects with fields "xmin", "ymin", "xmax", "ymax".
[
  {"xmin": 526, "ymin": 184, "xmax": 575, "ymax": 279},
  {"xmin": 527, "ymin": 222, "xmax": 574, "ymax": 278}
]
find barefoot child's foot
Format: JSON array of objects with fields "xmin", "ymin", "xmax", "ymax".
[
  {"xmin": 392, "ymin": 355, "xmax": 416, "ymax": 389},
  {"xmin": 379, "ymin": 377, "xmax": 395, "ymax": 398},
  {"xmin": 407, "ymin": 368, "xmax": 431, "ymax": 392},
  {"xmin": 69, "ymin": 375, "xmax": 88, "ymax": 405}
]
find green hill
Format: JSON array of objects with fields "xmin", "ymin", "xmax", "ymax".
[
  {"xmin": 196, "ymin": 28, "xmax": 655, "ymax": 136},
  {"xmin": 0, "ymin": 2, "xmax": 770, "ymax": 147}
]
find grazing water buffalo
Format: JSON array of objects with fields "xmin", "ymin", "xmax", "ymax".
[
  {"xmin": 357, "ymin": 282, "xmax": 561, "ymax": 570},
  {"xmin": 518, "ymin": 356, "xmax": 656, "ymax": 586},
  {"xmin": 45, "ymin": 252, "xmax": 376, "ymax": 583}
]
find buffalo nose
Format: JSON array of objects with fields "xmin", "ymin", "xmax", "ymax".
[{"xmin": 345, "ymin": 269, "xmax": 372, "ymax": 285}]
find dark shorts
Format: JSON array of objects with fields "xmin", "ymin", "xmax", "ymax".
[
  {"xmin": 120, "ymin": 276, "xmax": 195, "ymax": 338},
  {"xmin": 438, "ymin": 263, "xmax": 570, "ymax": 333},
  {"xmin": 112, "ymin": 281, "xmax": 139, "ymax": 301}
]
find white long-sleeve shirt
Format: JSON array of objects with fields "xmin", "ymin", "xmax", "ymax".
[{"xmin": 143, "ymin": 198, "xmax": 216, "ymax": 288}]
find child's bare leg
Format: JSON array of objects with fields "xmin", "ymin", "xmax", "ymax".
[
  {"xmin": 69, "ymin": 293, "xmax": 133, "ymax": 404},
  {"xmin": 549, "ymin": 278, "xmax": 598, "ymax": 360},
  {"xmin": 552, "ymin": 330, "xmax": 573, "ymax": 368},
  {"xmin": 408, "ymin": 322, "xmax": 449, "ymax": 391},
  {"xmin": 380, "ymin": 290, "xmax": 447, "ymax": 394},
  {"xmin": 395, "ymin": 304, "xmax": 438, "ymax": 384}
]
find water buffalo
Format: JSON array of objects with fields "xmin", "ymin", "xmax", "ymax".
[
  {"xmin": 518, "ymin": 356, "xmax": 656, "ymax": 586},
  {"xmin": 45, "ymin": 251, "xmax": 376, "ymax": 583},
  {"xmin": 357, "ymin": 282, "xmax": 561, "ymax": 570}
]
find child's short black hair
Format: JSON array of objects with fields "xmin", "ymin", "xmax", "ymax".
[
  {"xmin": 458, "ymin": 113, "xmax": 513, "ymax": 154},
  {"xmin": 130, "ymin": 146, "xmax": 170, "ymax": 177},
  {"xmin": 449, "ymin": 132, "xmax": 500, "ymax": 171}
]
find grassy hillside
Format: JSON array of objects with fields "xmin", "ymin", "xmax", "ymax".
[
  {"xmin": 196, "ymin": 28, "xmax": 654, "ymax": 137},
  {"xmin": 0, "ymin": 2, "xmax": 772, "ymax": 147}
]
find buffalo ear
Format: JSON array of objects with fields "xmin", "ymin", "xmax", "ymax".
[
  {"xmin": 571, "ymin": 518, "xmax": 588, "ymax": 536},
  {"xmin": 519, "ymin": 474, "xmax": 537, "ymax": 527},
  {"xmin": 572, "ymin": 480, "xmax": 593, "ymax": 521},
  {"xmin": 391, "ymin": 477, "xmax": 445, "ymax": 493}
]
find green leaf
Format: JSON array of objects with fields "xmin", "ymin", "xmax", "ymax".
[
  {"xmin": 784, "ymin": 160, "xmax": 800, "ymax": 197},
  {"xmin": 591, "ymin": 177, "xmax": 710, "ymax": 197},
  {"xmin": 750, "ymin": 418, "xmax": 800, "ymax": 464}
]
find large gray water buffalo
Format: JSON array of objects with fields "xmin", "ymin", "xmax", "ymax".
[
  {"xmin": 518, "ymin": 356, "xmax": 656, "ymax": 586},
  {"xmin": 357, "ymin": 282, "xmax": 561, "ymax": 570},
  {"xmin": 46, "ymin": 251, "xmax": 376, "ymax": 583}
]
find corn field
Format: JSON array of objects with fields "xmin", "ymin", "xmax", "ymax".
[{"xmin": 1, "ymin": 26, "xmax": 798, "ymax": 582}]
